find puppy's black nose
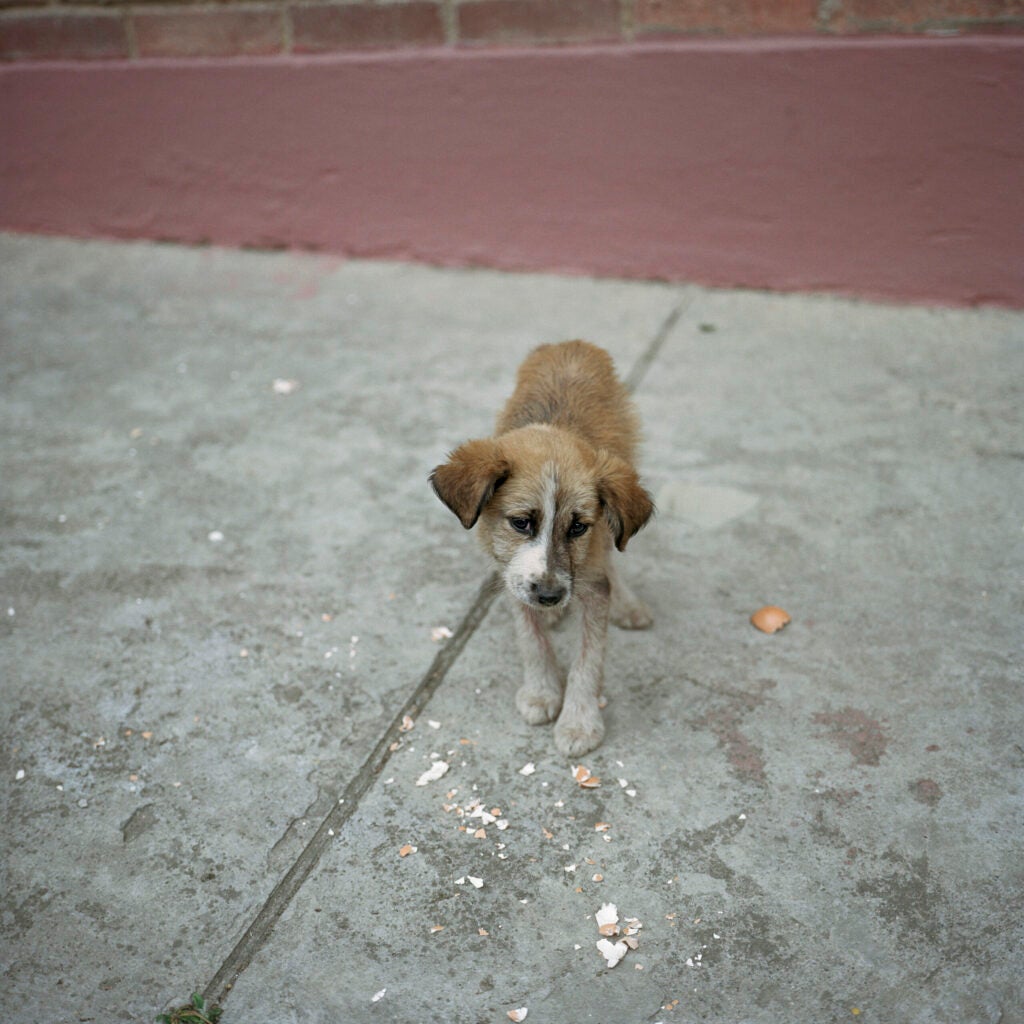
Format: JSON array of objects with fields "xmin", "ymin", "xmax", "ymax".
[{"xmin": 533, "ymin": 583, "xmax": 566, "ymax": 607}]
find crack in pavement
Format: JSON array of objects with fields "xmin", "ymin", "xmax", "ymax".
[{"xmin": 203, "ymin": 571, "xmax": 499, "ymax": 1004}]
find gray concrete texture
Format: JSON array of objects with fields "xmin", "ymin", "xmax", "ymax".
[{"xmin": 1, "ymin": 233, "xmax": 1021, "ymax": 1024}]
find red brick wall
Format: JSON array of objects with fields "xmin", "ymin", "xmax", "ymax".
[{"xmin": 1, "ymin": 0, "xmax": 1021, "ymax": 61}]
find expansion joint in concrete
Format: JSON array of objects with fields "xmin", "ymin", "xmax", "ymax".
[
  {"xmin": 624, "ymin": 292, "xmax": 692, "ymax": 393},
  {"xmin": 203, "ymin": 571, "xmax": 500, "ymax": 1004}
]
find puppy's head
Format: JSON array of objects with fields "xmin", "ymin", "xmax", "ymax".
[{"xmin": 431, "ymin": 427, "xmax": 653, "ymax": 611}]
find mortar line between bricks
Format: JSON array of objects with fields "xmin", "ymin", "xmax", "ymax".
[{"xmin": 199, "ymin": 293, "xmax": 690, "ymax": 1010}]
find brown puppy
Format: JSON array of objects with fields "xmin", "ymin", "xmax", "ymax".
[{"xmin": 431, "ymin": 341, "xmax": 654, "ymax": 756}]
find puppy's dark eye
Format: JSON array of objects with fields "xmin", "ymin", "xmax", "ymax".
[
  {"xmin": 508, "ymin": 516, "xmax": 533, "ymax": 535},
  {"xmin": 568, "ymin": 520, "xmax": 589, "ymax": 539}
]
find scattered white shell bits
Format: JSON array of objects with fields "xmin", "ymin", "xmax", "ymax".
[{"xmin": 593, "ymin": 903, "xmax": 643, "ymax": 968}]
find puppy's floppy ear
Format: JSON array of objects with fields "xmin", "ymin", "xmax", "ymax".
[
  {"xmin": 596, "ymin": 451, "xmax": 655, "ymax": 551},
  {"xmin": 430, "ymin": 439, "xmax": 510, "ymax": 530}
]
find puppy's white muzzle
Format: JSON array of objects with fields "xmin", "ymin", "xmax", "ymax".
[{"xmin": 505, "ymin": 541, "xmax": 572, "ymax": 609}]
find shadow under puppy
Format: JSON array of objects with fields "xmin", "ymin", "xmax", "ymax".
[{"xmin": 430, "ymin": 340, "xmax": 655, "ymax": 757}]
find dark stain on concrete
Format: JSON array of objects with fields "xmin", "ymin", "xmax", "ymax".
[
  {"xmin": 812, "ymin": 706, "xmax": 889, "ymax": 766},
  {"xmin": 822, "ymin": 787, "xmax": 862, "ymax": 806},
  {"xmin": 856, "ymin": 850, "xmax": 942, "ymax": 946},
  {"xmin": 8, "ymin": 887, "xmax": 54, "ymax": 934},
  {"xmin": 690, "ymin": 678, "xmax": 773, "ymax": 786},
  {"xmin": 698, "ymin": 704, "xmax": 768, "ymax": 784},
  {"xmin": 728, "ymin": 908, "xmax": 795, "ymax": 965},
  {"xmin": 661, "ymin": 811, "xmax": 764, "ymax": 900},
  {"xmin": 121, "ymin": 803, "xmax": 158, "ymax": 844},
  {"xmin": 910, "ymin": 777, "xmax": 943, "ymax": 806},
  {"xmin": 272, "ymin": 682, "xmax": 304, "ymax": 705},
  {"xmin": 806, "ymin": 785, "xmax": 869, "ymax": 861},
  {"xmin": 680, "ymin": 809, "xmax": 749, "ymax": 852}
]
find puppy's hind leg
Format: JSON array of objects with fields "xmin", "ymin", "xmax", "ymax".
[
  {"xmin": 511, "ymin": 601, "xmax": 564, "ymax": 725},
  {"xmin": 607, "ymin": 555, "xmax": 653, "ymax": 631}
]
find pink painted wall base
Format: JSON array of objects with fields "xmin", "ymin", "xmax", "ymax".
[{"xmin": 2, "ymin": 38, "xmax": 1022, "ymax": 306}]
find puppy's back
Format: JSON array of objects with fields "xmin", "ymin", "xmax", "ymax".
[{"xmin": 496, "ymin": 340, "xmax": 640, "ymax": 464}]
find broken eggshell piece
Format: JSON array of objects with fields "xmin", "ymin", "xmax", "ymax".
[
  {"xmin": 750, "ymin": 604, "xmax": 791, "ymax": 633},
  {"xmin": 596, "ymin": 938, "xmax": 629, "ymax": 968},
  {"xmin": 596, "ymin": 901, "xmax": 620, "ymax": 937},
  {"xmin": 415, "ymin": 760, "xmax": 449, "ymax": 786}
]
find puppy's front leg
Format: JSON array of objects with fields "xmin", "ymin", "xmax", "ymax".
[
  {"xmin": 554, "ymin": 577, "xmax": 609, "ymax": 757},
  {"xmin": 512, "ymin": 601, "xmax": 564, "ymax": 725}
]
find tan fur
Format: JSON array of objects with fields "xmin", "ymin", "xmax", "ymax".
[
  {"xmin": 431, "ymin": 340, "xmax": 654, "ymax": 757},
  {"xmin": 495, "ymin": 341, "xmax": 640, "ymax": 462}
]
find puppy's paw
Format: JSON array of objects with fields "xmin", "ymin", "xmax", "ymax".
[
  {"xmin": 517, "ymin": 681, "xmax": 563, "ymax": 725},
  {"xmin": 554, "ymin": 701, "xmax": 605, "ymax": 757},
  {"xmin": 611, "ymin": 600, "xmax": 653, "ymax": 631}
]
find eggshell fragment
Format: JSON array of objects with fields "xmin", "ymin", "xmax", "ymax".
[
  {"xmin": 750, "ymin": 605, "xmax": 791, "ymax": 633},
  {"xmin": 415, "ymin": 760, "xmax": 449, "ymax": 786},
  {"xmin": 596, "ymin": 938, "xmax": 628, "ymax": 968},
  {"xmin": 507, "ymin": 1009, "xmax": 528, "ymax": 1022}
]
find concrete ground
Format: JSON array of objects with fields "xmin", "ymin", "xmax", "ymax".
[{"xmin": 1, "ymin": 233, "xmax": 1021, "ymax": 1024}]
